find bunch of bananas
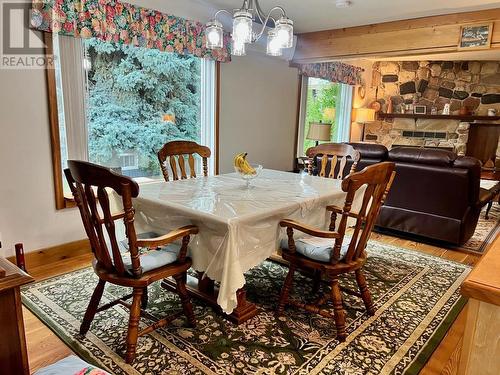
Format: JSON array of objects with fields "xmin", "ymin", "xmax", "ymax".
[{"xmin": 234, "ymin": 152, "xmax": 257, "ymax": 175}]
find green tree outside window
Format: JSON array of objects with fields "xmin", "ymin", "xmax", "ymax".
[
  {"xmin": 303, "ymin": 78, "xmax": 339, "ymax": 155},
  {"xmin": 85, "ymin": 38, "xmax": 202, "ymax": 177}
]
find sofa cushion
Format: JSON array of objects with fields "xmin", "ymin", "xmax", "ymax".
[
  {"xmin": 350, "ymin": 142, "xmax": 388, "ymax": 160},
  {"xmin": 281, "ymin": 237, "xmax": 349, "ymax": 263},
  {"xmin": 376, "ymin": 205, "xmax": 463, "ymax": 244},
  {"xmin": 453, "ymin": 156, "xmax": 481, "ymax": 170},
  {"xmin": 388, "ymin": 147, "xmax": 456, "ymax": 167},
  {"xmin": 384, "ymin": 162, "xmax": 470, "ymax": 219}
]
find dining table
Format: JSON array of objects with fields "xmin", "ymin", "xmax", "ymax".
[{"xmin": 127, "ymin": 169, "xmax": 362, "ymax": 324}]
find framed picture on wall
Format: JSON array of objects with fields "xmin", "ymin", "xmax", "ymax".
[
  {"xmin": 414, "ymin": 105, "xmax": 427, "ymax": 115},
  {"xmin": 458, "ymin": 23, "xmax": 493, "ymax": 50}
]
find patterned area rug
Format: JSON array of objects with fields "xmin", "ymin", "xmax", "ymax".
[
  {"xmin": 458, "ymin": 204, "xmax": 499, "ymax": 254},
  {"xmin": 22, "ymin": 242, "xmax": 470, "ymax": 375}
]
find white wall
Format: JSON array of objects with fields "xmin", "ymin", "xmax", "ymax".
[
  {"xmin": 219, "ymin": 52, "xmax": 299, "ymax": 173},
  {"xmin": 0, "ymin": 3, "xmax": 299, "ymax": 256},
  {"xmin": 0, "ymin": 50, "xmax": 86, "ymax": 258},
  {"xmin": 349, "ymin": 59, "xmax": 374, "ymax": 142}
]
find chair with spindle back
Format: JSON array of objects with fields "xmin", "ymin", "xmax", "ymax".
[
  {"xmin": 277, "ymin": 162, "xmax": 396, "ymax": 341},
  {"xmin": 157, "ymin": 141, "xmax": 211, "ymax": 182},
  {"xmin": 64, "ymin": 160, "xmax": 199, "ymax": 363},
  {"xmin": 306, "ymin": 143, "xmax": 361, "ymax": 180}
]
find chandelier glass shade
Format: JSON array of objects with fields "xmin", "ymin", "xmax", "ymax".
[
  {"xmin": 205, "ymin": 0, "xmax": 294, "ymax": 57},
  {"xmin": 206, "ymin": 20, "xmax": 224, "ymax": 49},
  {"xmin": 266, "ymin": 30, "xmax": 282, "ymax": 56},
  {"xmin": 275, "ymin": 17, "xmax": 294, "ymax": 48},
  {"xmin": 233, "ymin": 10, "xmax": 253, "ymax": 44},
  {"xmin": 232, "ymin": 39, "xmax": 247, "ymax": 56}
]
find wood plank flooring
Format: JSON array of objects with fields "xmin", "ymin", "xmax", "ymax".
[{"xmin": 23, "ymin": 232, "xmax": 493, "ymax": 374}]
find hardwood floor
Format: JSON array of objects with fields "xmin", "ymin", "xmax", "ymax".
[
  {"xmin": 23, "ymin": 233, "xmax": 492, "ymax": 374},
  {"xmin": 23, "ymin": 253, "xmax": 93, "ymax": 373}
]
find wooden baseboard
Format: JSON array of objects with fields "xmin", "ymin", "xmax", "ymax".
[{"xmin": 7, "ymin": 239, "xmax": 91, "ymax": 269}]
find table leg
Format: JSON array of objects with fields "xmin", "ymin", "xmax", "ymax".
[
  {"xmin": 197, "ymin": 271, "xmax": 214, "ymax": 294},
  {"xmin": 485, "ymin": 201, "xmax": 493, "ymax": 219},
  {"xmin": 161, "ymin": 273, "xmax": 258, "ymax": 325}
]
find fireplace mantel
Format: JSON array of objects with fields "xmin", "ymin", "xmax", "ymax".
[{"xmin": 378, "ymin": 113, "xmax": 500, "ymax": 122}]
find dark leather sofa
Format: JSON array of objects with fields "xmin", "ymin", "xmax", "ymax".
[
  {"xmin": 308, "ymin": 143, "xmax": 483, "ymax": 245},
  {"xmin": 350, "ymin": 143, "xmax": 482, "ymax": 245}
]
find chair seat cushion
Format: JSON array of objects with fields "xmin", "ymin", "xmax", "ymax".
[
  {"xmin": 109, "ymin": 232, "xmax": 184, "ymax": 274},
  {"xmin": 280, "ymin": 237, "xmax": 349, "ymax": 263},
  {"xmin": 33, "ymin": 355, "xmax": 110, "ymax": 375}
]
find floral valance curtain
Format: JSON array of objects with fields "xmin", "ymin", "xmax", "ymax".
[
  {"xmin": 31, "ymin": 0, "xmax": 231, "ymax": 62},
  {"xmin": 298, "ymin": 62, "xmax": 363, "ymax": 86}
]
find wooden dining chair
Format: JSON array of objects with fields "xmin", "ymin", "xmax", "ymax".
[
  {"xmin": 157, "ymin": 140, "xmax": 211, "ymax": 182},
  {"xmin": 64, "ymin": 160, "xmax": 198, "ymax": 363},
  {"xmin": 277, "ymin": 162, "xmax": 396, "ymax": 341},
  {"xmin": 306, "ymin": 143, "xmax": 361, "ymax": 180}
]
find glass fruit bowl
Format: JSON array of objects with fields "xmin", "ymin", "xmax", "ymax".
[{"xmin": 234, "ymin": 164, "xmax": 263, "ymax": 188}]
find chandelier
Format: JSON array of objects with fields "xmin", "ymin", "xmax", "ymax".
[{"xmin": 205, "ymin": 0, "xmax": 294, "ymax": 57}]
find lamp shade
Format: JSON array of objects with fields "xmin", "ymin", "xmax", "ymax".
[
  {"xmin": 205, "ymin": 20, "xmax": 223, "ymax": 49},
  {"xmin": 354, "ymin": 108, "xmax": 376, "ymax": 123},
  {"xmin": 232, "ymin": 10, "xmax": 253, "ymax": 44},
  {"xmin": 307, "ymin": 122, "xmax": 332, "ymax": 142},
  {"xmin": 266, "ymin": 30, "xmax": 283, "ymax": 56},
  {"xmin": 232, "ymin": 39, "xmax": 246, "ymax": 56}
]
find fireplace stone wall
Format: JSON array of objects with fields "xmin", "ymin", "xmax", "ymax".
[{"xmin": 364, "ymin": 60, "xmax": 500, "ymax": 151}]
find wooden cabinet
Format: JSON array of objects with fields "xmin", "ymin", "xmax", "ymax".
[
  {"xmin": 466, "ymin": 123, "xmax": 500, "ymax": 168},
  {"xmin": 0, "ymin": 258, "xmax": 34, "ymax": 375},
  {"xmin": 459, "ymin": 244, "xmax": 500, "ymax": 375}
]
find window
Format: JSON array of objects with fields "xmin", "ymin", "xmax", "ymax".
[
  {"xmin": 297, "ymin": 76, "xmax": 353, "ymax": 157},
  {"xmin": 119, "ymin": 152, "xmax": 139, "ymax": 171},
  {"xmin": 46, "ymin": 34, "xmax": 218, "ymax": 209}
]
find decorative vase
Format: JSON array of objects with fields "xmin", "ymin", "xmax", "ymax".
[
  {"xmin": 459, "ymin": 107, "xmax": 470, "ymax": 116},
  {"xmin": 443, "ymin": 103, "xmax": 451, "ymax": 115},
  {"xmin": 387, "ymin": 98, "xmax": 393, "ymax": 114}
]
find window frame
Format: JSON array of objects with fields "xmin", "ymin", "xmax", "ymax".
[
  {"xmin": 295, "ymin": 75, "xmax": 354, "ymax": 160},
  {"xmin": 45, "ymin": 32, "xmax": 221, "ymax": 210},
  {"xmin": 118, "ymin": 152, "xmax": 139, "ymax": 171}
]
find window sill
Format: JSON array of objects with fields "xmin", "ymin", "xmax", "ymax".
[
  {"xmin": 58, "ymin": 176, "xmax": 160, "ymax": 211},
  {"xmin": 133, "ymin": 177, "xmax": 159, "ymax": 185},
  {"xmin": 58, "ymin": 196, "xmax": 77, "ymax": 210}
]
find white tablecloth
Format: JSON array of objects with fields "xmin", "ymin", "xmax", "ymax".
[{"xmin": 127, "ymin": 170, "xmax": 359, "ymax": 314}]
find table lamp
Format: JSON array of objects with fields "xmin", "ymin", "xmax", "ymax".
[
  {"xmin": 353, "ymin": 108, "xmax": 376, "ymax": 141},
  {"xmin": 307, "ymin": 122, "xmax": 332, "ymax": 146}
]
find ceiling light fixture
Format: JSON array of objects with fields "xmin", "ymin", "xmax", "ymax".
[{"xmin": 205, "ymin": 0, "xmax": 294, "ymax": 57}]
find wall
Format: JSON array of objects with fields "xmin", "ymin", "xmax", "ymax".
[
  {"xmin": 0, "ymin": 46, "xmax": 86, "ymax": 258},
  {"xmin": 219, "ymin": 52, "xmax": 299, "ymax": 173},
  {"xmin": 364, "ymin": 60, "xmax": 500, "ymax": 149},
  {"xmin": 349, "ymin": 59, "xmax": 373, "ymax": 142},
  {"xmin": 0, "ymin": 1, "xmax": 298, "ymax": 256},
  {"xmin": 0, "ymin": 0, "xmax": 211, "ymax": 257}
]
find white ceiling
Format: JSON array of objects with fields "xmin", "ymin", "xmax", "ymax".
[{"xmin": 202, "ymin": 0, "xmax": 500, "ymax": 33}]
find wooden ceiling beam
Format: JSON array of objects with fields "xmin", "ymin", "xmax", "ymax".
[{"xmin": 292, "ymin": 9, "xmax": 500, "ymax": 63}]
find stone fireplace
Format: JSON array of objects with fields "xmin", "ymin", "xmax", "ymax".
[
  {"xmin": 363, "ymin": 60, "xmax": 500, "ymax": 156},
  {"xmin": 365, "ymin": 118, "xmax": 471, "ymax": 155}
]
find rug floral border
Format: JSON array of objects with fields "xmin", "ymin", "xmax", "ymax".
[{"xmin": 22, "ymin": 242, "xmax": 470, "ymax": 375}]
